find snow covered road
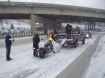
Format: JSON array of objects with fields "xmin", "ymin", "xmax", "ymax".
[{"xmin": 0, "ymin": 32, "xmax": 103, "ymax": 78}]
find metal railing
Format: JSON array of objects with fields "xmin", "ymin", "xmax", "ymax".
[{"xmin": 0, "ymin": 31, "xmax": 44, "ymax": 38}]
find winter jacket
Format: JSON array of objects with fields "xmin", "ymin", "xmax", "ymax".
[
  {"xmin": 65, "ymin": 24, "xmax": 72, "ymax": 34},
  {"xmin": 5, "ymin": 35, "xmax": 12, "ymax": 47},
  {"xmin": 33, "ymin": 34, "xmax": 40, "ymax": 47},
  {"xmin": 48, "ymin": 33, "xmax": 54, "ymax": 42}
]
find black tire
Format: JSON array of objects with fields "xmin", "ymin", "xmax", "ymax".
[
  {"xmin": 74, "ymin": 42, "xmax": 78, "ymax": 47},
  {"xmin": 40, "ymin": 53, "xmax": 45, "ymax": 58},
  {"xmin": 39, "ymin": 48, "xmax": 46, "ymax": 58},
  {"xmin": 82, "ymin": 39, "xmax": 85, "ymax": 44}
]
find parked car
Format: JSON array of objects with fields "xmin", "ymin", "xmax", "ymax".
[{"xmin": 82, "ymin": 30, "xmax": 92, "ymax": 38}]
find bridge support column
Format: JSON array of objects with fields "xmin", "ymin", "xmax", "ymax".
[
  {"xmin": 90, "ymin": 23, "xmax": 92, "ymax": 30},
  {"xmin": 89, "ymin": 23, "xmax": 91, "ymax": 30},
  {"xmin": 88, "ymin": 23, "xmax": 90, "ymax": 30},
  {"xmin": 30, "ymin": 14, "xmax": 35, "ymax": 35},
  {"xmin": 93, "ymin": 23, "xmax": 96, "ymax": 30},
  {"xmin": 30, "ymin": 15, "xmax": 56, "ymax": 35},
  {"xmin": 87, "ymin": 22, "xmax": 94, "ymax": 30},
  {"xmin": 91, "ymin": 22, "xmax": 95, "ymax": 30},
  {"xmin": 85, "ymin": 22, "xmax": 87, "ymax": 30},
  {"xmin": 43, "ymin": 23, "xmax": 47, "ymax": 34},
  {"xmin": 92, "ymin": 23, "xmax": 94, "ymax": 30}
]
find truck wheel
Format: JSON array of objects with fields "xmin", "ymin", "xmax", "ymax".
[
  {"xmin": 82, "ymin": 39, "xmax": 85, "ymax": 44},
  {"xmin": 74, "ymin": 42, "xmax": 78, "ymax": 47}
]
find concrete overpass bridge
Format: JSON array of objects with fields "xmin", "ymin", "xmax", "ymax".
[{"xmin": 0, "ymin": 2, "xmax": 105, "ymax": 34}]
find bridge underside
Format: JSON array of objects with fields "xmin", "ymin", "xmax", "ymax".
[
  {"xmin": 37, "ymin": 14, "xmax": 105, "ymax": 23},
  {"xmin": 0, "ymin": 14, "xmax": 105, "ymax": 23}
]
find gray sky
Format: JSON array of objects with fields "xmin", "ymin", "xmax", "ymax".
[{"xmin": 1, "ymin": 0, "xmax": 105, "ymax": 10}]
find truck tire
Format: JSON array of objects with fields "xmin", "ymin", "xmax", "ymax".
[
  {"xmin": 82, "ymin": 39, "xmax": 85, "ymax": 44},
  {"xmin": 74, "ymin": 40, "xmax": 78, "ymax": 47},
  {"xmin": 74, "ymin": 42, "xmax": 78, "ymax": 47}
]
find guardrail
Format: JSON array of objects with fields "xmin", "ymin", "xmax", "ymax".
[
  {"xmin": 55, "ymin": 33, "xmax": 105, "ymax": 78},
  {"xmin": 0, "ymin": 31, "xmax": 45, "ymax": 39}
]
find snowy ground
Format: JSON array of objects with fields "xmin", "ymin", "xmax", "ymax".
[
  {"xmin": 83, "ymin": 34, "xmax": 105, "ymax": 78},
  {"xmin": 0, "ymin": 32, "xmax": 104, "ymax": 78}
]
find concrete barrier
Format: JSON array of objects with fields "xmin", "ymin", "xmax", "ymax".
[{"xmin": 55, "ymin": 33, "xmax": 105, "ymax": 78}]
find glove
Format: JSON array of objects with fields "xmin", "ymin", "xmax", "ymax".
[
  {"xmin": 13, "ymin": 39, "xmax": 15, "ymax": 42},
  {"xmin": 33, "ymin": 47, "xmax": 35, "ymax": 50}
]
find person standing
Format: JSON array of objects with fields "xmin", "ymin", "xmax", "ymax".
[
  {"xmin": 5, "ymin": 32, "xmax": 14, "ymax": 61},
  {"xmin": 48, "ymin": 32, "xmax": 55, "ymax": 54},
  {"xmin": 48, "ymin": 32, "xmax": 54, "ymax": 47},
  {"xmin": 65, "ymin": 24, "xmax": 72, "ymax": 39},
  {"xmin": 33, "ymin": 33, "xmax": 40, "ymax": 56}
]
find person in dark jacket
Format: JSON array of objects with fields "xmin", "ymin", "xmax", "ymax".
[
  {"xmin": 33, "ymin": 33, "xmax": 40, "ymax": 56},
  {"xmin": 65, "ymin": 24, "xmax": 72, "ymax": 39},
  {"xmin": 5, "ymin": 32, "xmax": 14, "ymax": 61}
]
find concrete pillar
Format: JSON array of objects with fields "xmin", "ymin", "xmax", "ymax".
[
  {"xmin": 89, "ymin": 23, "xmax": 91, "ymax": 30},
  {"xmin": 44, "ymin": 23, "xmax": 48, "ymax": 34},
  {"xmin": 53, "ymin": 24, "xmax": 56, "ymax": 33},
  {"xmin": 88, "ymin": 23, "xmax": 92, "ymax": 30},
  {"xmin": 85, "ymin": 22, "xmax": 87, "ymax": 30},
  {"xmin": 91, "ymin": 23, "xmax": 93, "ymax": 30},
  {"xmin": 8, "ymin": 0, "xmax": 11, "ymax": 5},
  {"xmin": 92, "ymin": 23, "xmax": 95, "ymax": 30},
  {"xmin": 90, "ymin": 22, "xmax": 95, "ymax": 30},
  {"xmin": 8, "ymin": 0, "xmax": 10, "ymax": 2},
  {"xmin": 94, "ymin": 23, "xmax": 96, "ymax": 29},
  {"xmin": 32, "ymin": 15, "xmax": 56, "ymax": 34},
  {"xmin": 88, "ymin": 23, "xmax": 89, "ymax": 30},
  {"xmin": 30, "ymin": 14, "xmax": 35, "ymax": 35},
  {"xmin": 92, "ymin": 23, "xmax": 94, "ymax": 30},
  {"xmin": 90, "ymin": 23, "xmax": 92, "ymax": 30}
]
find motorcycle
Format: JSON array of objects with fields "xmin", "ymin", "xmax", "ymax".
[{"xmin": 35, "ymin": 41, "xmax": 55, "ymax": 58}]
